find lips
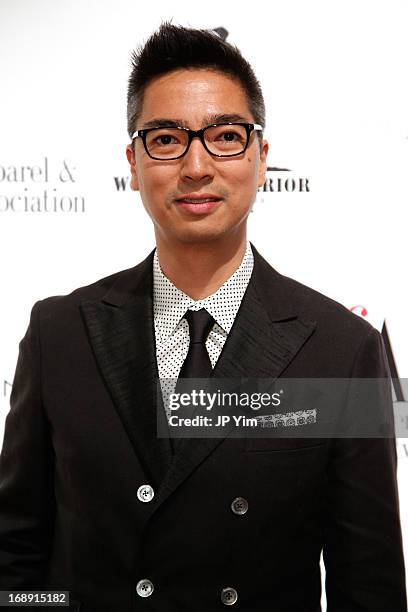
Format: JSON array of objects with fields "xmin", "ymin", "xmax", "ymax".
[
  {"xmin": 179, "ymin": 198, "xmax": 220, "ymax": 203},
  {"xmin": 175, "ymin": 193, "xmax": 222, "ymax": 204},
  {"xmin": 175, "ymin": 193, "xmax": 223, "ymax": 214}
]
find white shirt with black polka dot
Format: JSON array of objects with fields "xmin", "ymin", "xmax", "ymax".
[{"xmin": 153, "ymin": 241, "xmax": 254, "ymax": 419}]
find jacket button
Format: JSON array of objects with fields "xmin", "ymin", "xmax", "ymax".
[
  {"xmin": 137, "ymin": 484, "xmax": 154, "ymax": 502},
  {"xmin": 221, "ymin": 587, "xmax": 238, "ymax": 605},
  {"xmin": 231, "ymin": 497, "xmax": 248, "ymax": 515},
  {"xmin": 136, "ymin": 578, "xmax": 154, "ymax": 597}
]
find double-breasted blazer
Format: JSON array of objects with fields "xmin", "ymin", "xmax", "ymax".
[{"xmin": 0, "ymin": 243, "xmax": 406, "ymax": 611}]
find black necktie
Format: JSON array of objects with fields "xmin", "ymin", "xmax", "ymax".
[
  {"xmin": 172, "ymin": 309, "xmax": 214, "ymax": 449},
  {"xmin": 178, "ymin": 308, "xmax": 215, "ymax": 380}
]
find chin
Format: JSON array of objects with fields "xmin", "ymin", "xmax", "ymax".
[{"xmin": 173, "ymin": 226, "xmax": 231, "ymax": 245}]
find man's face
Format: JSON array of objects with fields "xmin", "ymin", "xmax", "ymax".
[{"xmin": 126, "ymin": 68, "xmax": 268, "ymax": 246}]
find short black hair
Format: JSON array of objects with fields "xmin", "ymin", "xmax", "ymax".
[{"xmin": 127, "ymin": 23, "xmax": 265, "ymax": 138}]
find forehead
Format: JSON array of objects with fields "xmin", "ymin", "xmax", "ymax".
[{"xmin": 137, "ymin": 68, "xmax": 253, "ymax": 128}]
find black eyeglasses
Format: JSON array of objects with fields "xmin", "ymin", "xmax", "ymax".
[{"xmin": 131, "ymin": 122, "xmax": 263, "ymax": 160}]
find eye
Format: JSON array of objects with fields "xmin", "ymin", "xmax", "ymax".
[
  {"xmin": 154, "ymin": 134, "xmax": 179, "ymax": 146},
  {"xmin": 209, "ymin": 126, "xmax": 246, "ymax": 145},
  {"xmin": 218, "ymin": 130, "xmax": 240, "ymax": 142}
]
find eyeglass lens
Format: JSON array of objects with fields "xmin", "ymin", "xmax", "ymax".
[{"xmin": 145, "ymin": 124, "xmax": 248, "ymax": 159}]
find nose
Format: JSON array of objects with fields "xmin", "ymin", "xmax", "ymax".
[{"xmin": 180, "ymin": 136, "xmax": 215, "ymax": 183}]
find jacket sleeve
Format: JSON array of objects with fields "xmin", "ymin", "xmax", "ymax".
[
  {"xmin": 0, "ymin": 300, "xmax": 55, "ymax": 588},
  {"xmin": 323, "ymin": 327, "xmax": 407, "ymax": 611}
]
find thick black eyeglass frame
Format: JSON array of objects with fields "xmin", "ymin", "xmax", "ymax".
[{"xmin": 131, "ymin": 122, "xmax": 263, "ymax": 160}]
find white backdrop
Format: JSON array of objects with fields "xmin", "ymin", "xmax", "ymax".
[{"xmin": 1, "ymin": 0, "xmax": 407, "ymax": 606}]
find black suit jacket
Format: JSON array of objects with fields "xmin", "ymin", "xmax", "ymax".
[{"xmin": 0, "ymin": 244, "xmax": 406, "ymax": 611}]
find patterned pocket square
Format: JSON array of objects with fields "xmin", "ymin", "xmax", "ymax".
[{"xmin": 254, "ymin": 409, "xmax": 317, "ymax": 428}]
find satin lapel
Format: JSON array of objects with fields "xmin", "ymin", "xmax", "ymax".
[
  {"xmin": 79, "ymin": 254, "xmax": 172, "ymax": 487},
  {"xmin": 155, "ymin": 247, "xmax": 317, "ymax": 509}
]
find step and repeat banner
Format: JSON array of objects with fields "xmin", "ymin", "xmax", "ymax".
[{"xmin": 1, "ymin": 0, "xmax": 407, "ymax": 605}]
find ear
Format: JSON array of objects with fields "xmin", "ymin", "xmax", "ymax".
[
  {"xmin": 257, "ymin": 138, "xmax": 269, "ymax": 189},
  {"xmin": 126, "ymin": 144, "xmax": 139, "ymax": 191}
]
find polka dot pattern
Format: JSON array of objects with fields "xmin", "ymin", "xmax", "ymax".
[{"xmin": 153, "ymin": 242, "xmax": 254, "ymax": 419}]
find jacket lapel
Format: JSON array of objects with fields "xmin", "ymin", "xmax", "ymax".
[
  {"xmin": 79, "ymin": 250, "xmax": 173, "ymax": 487},
  {"xmin": 154, "ymin": 244, "xmax": 317, "ymax": 509}
]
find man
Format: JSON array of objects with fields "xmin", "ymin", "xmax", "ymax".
[{"xmin": 0, "ymin": 23, "xmax": 406, "ymax": 612}]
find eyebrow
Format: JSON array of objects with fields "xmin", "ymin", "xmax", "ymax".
[{"xmin": 141, "ymin": 113, "xmax": 250, "ymax": 129}]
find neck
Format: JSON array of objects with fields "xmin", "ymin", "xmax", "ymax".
[{"xmin": 155, "ymin": 233, "xmax": 248, "ymax": 300}]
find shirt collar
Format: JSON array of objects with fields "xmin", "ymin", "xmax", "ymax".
[{"xmin": 153, "ymin": 241, "xmax": 254, "ymax": 343}]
